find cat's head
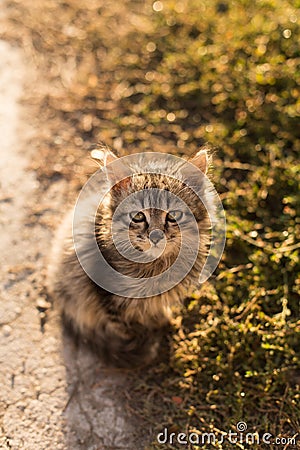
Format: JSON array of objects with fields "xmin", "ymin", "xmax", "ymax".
[{"xmin": 93, "ymin": 145, "xmax": 212, "ymax": 261}]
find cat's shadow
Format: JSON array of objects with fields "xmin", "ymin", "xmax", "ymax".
[{"xmin": 61, "ymin": 327, "xmax": 172, "ymax": 450}]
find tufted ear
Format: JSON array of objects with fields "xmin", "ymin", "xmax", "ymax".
[
  {"xmin": 91, "ymin": 143, "xmax": 130, "ymax": 187},
  {"xmin": 180, "ymin": 147, "xmax": 211, "ymax": 190},
  {"xmin": 188, "ymin": 149, "xmax": 209, "ymax": 174},
  {"xmin": 90, "ymin": 144, "xmax": 118, "ymax": 167}
]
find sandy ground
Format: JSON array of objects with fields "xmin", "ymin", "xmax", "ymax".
[{"xmin": 0, "ymin": 30, "xmax": 147, "ymax": 450}]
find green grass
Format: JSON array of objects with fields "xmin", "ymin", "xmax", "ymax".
[{"xmin": 3, "ymin": 0, "xmax": 300, "ymax": 447}]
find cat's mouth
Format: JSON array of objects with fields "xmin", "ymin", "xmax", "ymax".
[
  {"xmin": 148, "ymin": 241, "xmax": 166, "ymax": 257},
  {"xmin": 131, "ymin": 238, "xmax": 175, "ymax": 259}
]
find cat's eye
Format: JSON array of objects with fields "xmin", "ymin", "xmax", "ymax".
[
  {"xmin": 130, "ymin": 211, "xmax": 146, "ymax": 223},
  {"xmin": 166, "ymin": 210, "xmax": 183, "ymax": 223}
]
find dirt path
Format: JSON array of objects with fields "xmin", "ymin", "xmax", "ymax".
[{"xmin": 0, "ymin": 26, "xmax": 146, "ymax": 450}]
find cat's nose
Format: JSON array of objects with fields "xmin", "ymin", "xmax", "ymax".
[{"xmin": 149, "ymin": 229, "xmax": 165, "ymax": 245}]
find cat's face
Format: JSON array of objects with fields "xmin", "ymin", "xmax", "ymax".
[
  {"xmin": 128, "ymin": 207, "xmax": 182, "ymax": 258},
  {"xmin": 95, "ymin": 147, "xmax": 210, "ymax": 265},
  {"xmin": 108, "ymin": 173, "xmax": 208, "ymax": 261}
]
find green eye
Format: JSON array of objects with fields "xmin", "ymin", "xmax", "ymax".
[
  {"xmin": 167, "ymin": 210, "xmax": 183, "ymax": 222},
  {"xmin": 130, "ymin": 211, "xmax": 146, "ymax": 223}
]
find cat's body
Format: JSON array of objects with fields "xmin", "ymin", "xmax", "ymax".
[{"xmin": 47, "ymin": 146, "xmax": 213, "ymax": 367}]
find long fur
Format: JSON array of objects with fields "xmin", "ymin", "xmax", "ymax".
[{"xmin": 47, "ymin": 149, "xmax": 213, "ymax": 367}]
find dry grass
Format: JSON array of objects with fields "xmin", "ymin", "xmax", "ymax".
[{"xmin": 2, "ymin": 0, "xmax": 299, "ymax": 448}]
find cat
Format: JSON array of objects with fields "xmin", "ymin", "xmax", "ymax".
[{"xmin": 47, "ymin": 144, "xmax": 213, "ymax": 367}]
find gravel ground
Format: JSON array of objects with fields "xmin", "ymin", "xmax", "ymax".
[{"xmin": 0, "ymin": 29, "xmax": 148, "ymax": 450}]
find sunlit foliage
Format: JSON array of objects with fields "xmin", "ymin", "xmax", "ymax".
[{"xmin": 4, "ymin": 0, "xmax": 300, "ymax": 447}]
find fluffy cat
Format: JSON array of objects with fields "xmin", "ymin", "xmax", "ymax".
[{"xmin": 47, "ymin": 145, "xmax": 213, "ymax": 367}]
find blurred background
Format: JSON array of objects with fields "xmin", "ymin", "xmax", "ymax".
[{"xmin": 1, "ymin": 0, "xmax": 299, "ymax": 448}]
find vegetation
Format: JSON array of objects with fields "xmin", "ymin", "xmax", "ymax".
[{"xmin": 4, "ymin": 0, "xmax": 299, "ymax": 448}]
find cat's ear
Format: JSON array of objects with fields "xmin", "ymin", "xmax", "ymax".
[
  {"xmin": 181, "ymin": 148, "xmax": 211, "ymax": 188},
  {"xmin": 91, "ymin": 144, "xmax": 130, "ymax": 187},
  {"xmin": 90, "ymin": 145, "xmax": 118, "ymax": 168},
  {"xmin": 188, "ymin": 149, "xmax": 209, "ymax": 174}
]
